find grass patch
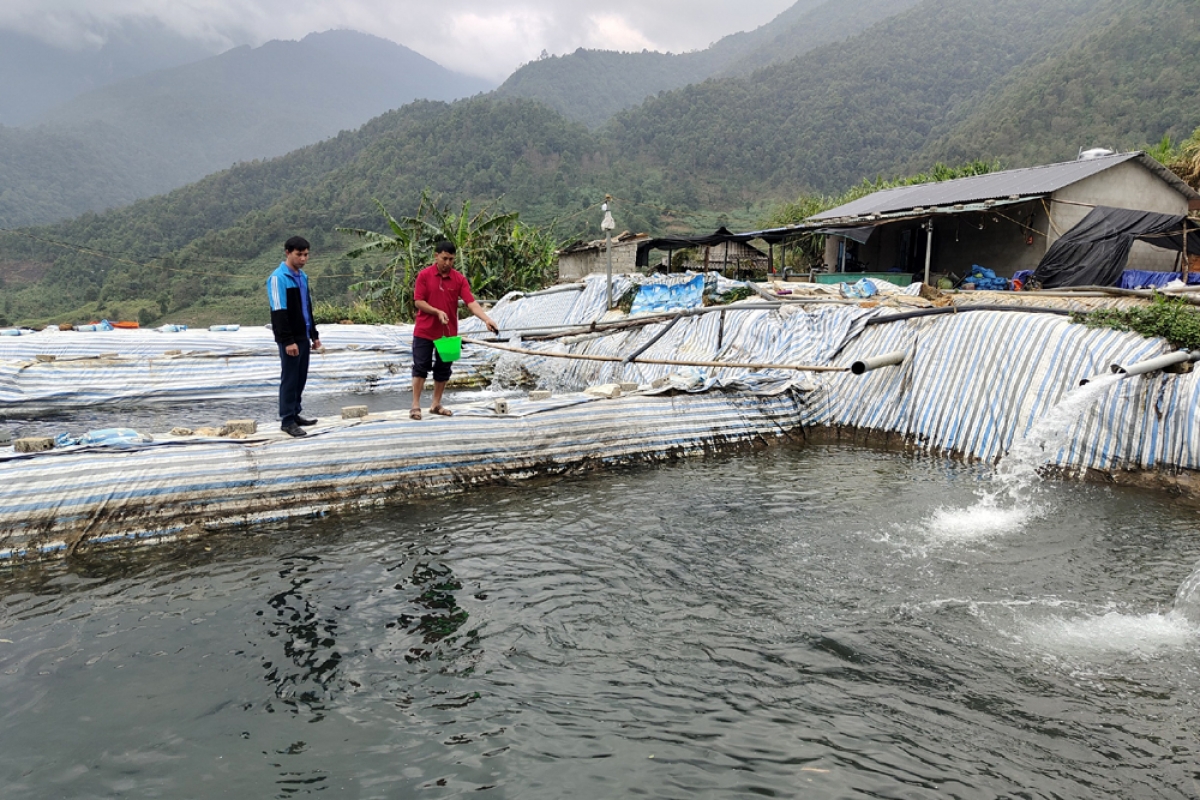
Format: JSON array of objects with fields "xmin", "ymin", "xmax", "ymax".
[{"xmin": 1070, "ymin": 296, "xmax": 1200, "ymax": 351}]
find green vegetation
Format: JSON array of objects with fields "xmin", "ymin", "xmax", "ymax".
[
  {"xmin": 0, "ymin": 30, "xmax": 493, "ymax": 229},
  {"xmin": 1070, "ymin": 296, "xmax": 1200, "ymax": 351},
  {"xmin": 338, "ymin": 192, "xmax": 560, "ymax": 322},
  {"xmin": 4, "ymin": 0, "xmax": 1200, "ymax": 325},
  {"xmin": 496, "ymin": 0, "xmax": 918, "ymax": 128},
  {"xmin": 1144, "ymin": 127, "xmax": 1200, "ymax": 190},
  {"xmin": 919, "ymin": 0, "xmax": 1200, "ymax": 168}
]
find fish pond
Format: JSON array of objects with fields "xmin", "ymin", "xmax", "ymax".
[{"xmin": 1, "ymin": 439, "xmax": 1199, "ymax": 798}]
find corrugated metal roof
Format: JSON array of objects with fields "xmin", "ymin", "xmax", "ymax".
[{"xmin": 809, "ymin": 152, "xmax": 1198, "ymax": 222}]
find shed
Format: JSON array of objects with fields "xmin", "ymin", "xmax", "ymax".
[
  {"xmin": 557, "ymin": 232, "xmax": 648, "ymax": 281},
  {"xmin": 635, "ymin": 227, "xmax": 772, "ymax": 278},
  {"xmin": 753, "ymin": 152, "xmax": 1200, "ymax": 283}
]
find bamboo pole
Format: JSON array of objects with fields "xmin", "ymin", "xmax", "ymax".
[{"xmin": 462, "ymin": 337, "xmax": 847, "ymax": 372}]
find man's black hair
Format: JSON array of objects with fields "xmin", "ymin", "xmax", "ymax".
[
  {"xmin": 434, "ymin": 240, "xmax": 456, "ymax": 255},
  {"xmin": 284, "ymin": 236, "xmax": 310, "ymax": 253}
]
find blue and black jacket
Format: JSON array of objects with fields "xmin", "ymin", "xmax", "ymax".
[{"xmin": 266, "ymin": 263, "xmax": 319, "ymax": 347}]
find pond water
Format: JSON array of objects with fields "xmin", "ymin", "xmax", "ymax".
[{"xmin": 1, "ymin": 441, "xmax": 1198, "ymax": 798}]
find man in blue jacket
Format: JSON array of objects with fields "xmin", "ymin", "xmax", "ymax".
[{"xmin": 267, "ymin": 236, "xmax": 322, "ymax": 437}]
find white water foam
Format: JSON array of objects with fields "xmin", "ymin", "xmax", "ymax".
[
  {"xmin": 1020, "ymin": 610, "xmax": 1195, "ymax": 659},
  {"xmin": 922, "ymin": 374, "xmax": 1123, "ymax": 543},
  {"xmin": 1006, "ymin": 564, "xmax": 1200, "ymax": 660}
]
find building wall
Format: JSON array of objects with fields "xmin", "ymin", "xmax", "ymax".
[
  {"xmin": 819, "ymin": 201, "xmax": 1051, "ymax": 279},
  {"xmin": 818, "ymin": 162, "xmax": 1191, "ymax": 279},
  {"xmin": 1051, "ymin": 161, "xmax": 1189, "ymax": 272},
  {"xmin": 557, "ymin": 243, "xmax": 641, "ymax": 281},
  {"xmin": 934, "ymin": 201, "xmax": 1049, "ymax": 277}
]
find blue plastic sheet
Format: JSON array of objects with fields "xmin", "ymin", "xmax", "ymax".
[
  {"xmin": 1016, "ymin": 268, "xmax": 1200, "ymax": 289},
  {"xmin": 630, "ymin": 274, "xmax": 705, "ymax": 314},
  {"xmin": 1119, "ymin": 270, "xmax": 1200, "ymax": 289}
]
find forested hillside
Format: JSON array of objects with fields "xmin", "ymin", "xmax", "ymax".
[
  {"xmin": 0, "ymin": 99, "xmax": 617, "ymax": 326},
  {"xmin": 3, "ymin": 0, "xmax": 1199, "ymax": 328},
  {"xmin": 493, "ymin": 0, "xmax": 916, "ymax": 128},
  {"xmin": 605, "ymin": 0, "xmax": 1122, "ymax": 196},
  {"xmin": 916, "ymin": 0, "xmax": 1200, "ymax": 167},
  {"xmin": 0, "ymin": 31, "xmax": 493, "ymax": 228}
]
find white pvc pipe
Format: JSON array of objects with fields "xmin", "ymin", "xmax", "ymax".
[
  {"xmin": 851, "ymin": 350, "xmax": 906, "ymax": 375},
  {"xmin": 1110, "ymin": 350, "xmax": 1192, "ymax": 376}
]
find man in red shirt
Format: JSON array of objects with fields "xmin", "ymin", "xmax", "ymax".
[{"xmin": 410, "ymin": 240, "xmax": 499, "ymax": 419}]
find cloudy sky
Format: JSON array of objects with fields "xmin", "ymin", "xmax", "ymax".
[{"xmin": 0, "ymin": 0, "xmax": 798, "ymax": 82}]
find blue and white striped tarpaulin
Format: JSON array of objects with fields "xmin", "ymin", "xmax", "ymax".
[{"xmin": 0, "ymin": 390, "xmax": 806, "ymax": 558}]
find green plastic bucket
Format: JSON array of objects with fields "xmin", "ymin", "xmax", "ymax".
[{"xmin": 433, "ymin": 335, "xmax": 462, "ymax": 362}]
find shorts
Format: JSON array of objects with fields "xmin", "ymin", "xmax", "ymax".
[{"xmin": 412, "ymin": 336, "xmax": 452, "ymax": 382}]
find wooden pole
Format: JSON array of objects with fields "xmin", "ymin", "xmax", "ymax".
[
  {"xmin": 924, "ymin": 220, "xmax": 933, "ymax": 287},
  {"xmin": 1183, "ymin": 222, "xmax": 1190, "ymax": 286},
  {"xmin": 462, "ymin": 337, "xmax": 847, "ymax": 372}
]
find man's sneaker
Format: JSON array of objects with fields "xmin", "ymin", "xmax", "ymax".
[
  {"xmin": 282, "ymin": 423, "xmax": 307, "ymax": 437},
  {"xmin": 296, "ymin": 415, "xmax": 318, "ymax": 426}
]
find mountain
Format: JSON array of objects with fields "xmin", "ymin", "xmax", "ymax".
[
  {"xmin": 916, "ymin": 0, "xmax": 1200, "ymax": 168},
  {"xmin": 493, "ymin": 0, "xmax": 919, "ymax": 128},
  {"xmin": 602, "ymin": 0, "xmax": 1151, "ymax": 196},
  {"xmin": 4, "ymin": 0, "xmax": 1200, "ymax": 327},
  {"xmin": 0, "ymin": 21, "xmax": 220, "ymax": 126},
  {"xmin": 0, "ymin": 30, "xmax": 494, "ymax": 228}
]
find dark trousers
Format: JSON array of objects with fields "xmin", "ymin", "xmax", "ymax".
[{"xmin": 278, "ymin": 339, "xmax": 310, "ymax": 426}]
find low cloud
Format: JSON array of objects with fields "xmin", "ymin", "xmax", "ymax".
[{"xmin": 0, "ymin": 0, "xmax": 795, "ymax": 81}]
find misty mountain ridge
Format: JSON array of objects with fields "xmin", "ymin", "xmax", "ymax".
[
  {"xmin": 0, "ymin": 20, "xmax": 223, "ymax": 126},
  {"xmin": 0, "ymin": 29, "xmax": 494, "ymax": 228},
  {"xmin": 3, "ymin": 0, "xmax": 1200, "ymax": 328},
  {"xmin": 494, "ymin": 0, "xmax": 921, "ymax": 128}
]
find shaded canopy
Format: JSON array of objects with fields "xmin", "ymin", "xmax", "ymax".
[
  {"xmin": 1032, "ymin": 206, "xmax": 1200, "ymax": 288},
  {"xmin": 635, "ymin": 227, "xmax": 766, "ymax": 267}
]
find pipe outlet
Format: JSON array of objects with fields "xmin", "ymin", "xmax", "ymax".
[
  {"xmin": 851, "ymin": 350, "xmax": 906, "ymax": 375},
  {"xmin": 1110, "ymin": 350, "xmax": 1192, "ymax": 377}
]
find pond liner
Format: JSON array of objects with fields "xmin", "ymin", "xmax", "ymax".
[
  {"xmin": 0, "ymin": 389, "xmax": 806, "ymax": 560},
  {"xmin": 0, "ymin": 324, "xmax": 490, "ymax": 409}
]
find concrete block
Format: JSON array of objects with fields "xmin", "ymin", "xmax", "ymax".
[
  {"xmin": 225, "ymin": 420, "xmax": 257, "ymax": 435},
  {"xmin": 35, "ymin": 354, "xmax": 56, "ymax": 362},
  {"xmin": 342, "ymin": 405, "xmax": 369, "ymax": 419},
  {"xmin": 619, "ymin": 382, "xmax": 639, "ymax": 393},
  {"xmin": 584, "ymin": 383, "xmax": 622, "ymax": 399},
  {"xmin": 15, "ymin": 437, "xmax": 54, "ymax": 453},
  {"xmin": 650, "ymin": 377, "xmax": 670, "ymax": 389},
  {"xmin": 529, "ymin": 390, "xmax": 552, "ymax": 401},
  {"xmin": 194, "ymin": 426, "xmax": 227, "ymax": 437},
  {"xmin": 164, "ymin": 349, "xmax": 182, "ymax": 356},
  {"xmin": 170, "ymin": 427, "xmax": 194, "ymax": 436},
  {"xmin": 494, "ymin": 399, "xmax": 509, "ymax": 414}
]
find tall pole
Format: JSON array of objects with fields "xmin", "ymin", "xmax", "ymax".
[
  {"xmin": 1184, "ymin": 220, "xmax": 1190, "ymax": 286},
  {"xmin": 601, "ymin": 195, "xmax": 615, "ymax": 309},
  {"xmin": 924, "ymin": 219, "xmax": 934, "ymax": 286}
]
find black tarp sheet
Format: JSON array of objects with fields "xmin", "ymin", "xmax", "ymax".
[
  {"xmin": 636, "ymin": 227, "xmax": 763, "ymax": 267},
  {"xmin": 1032, "ymin": 206, "xmax": 1200, "ymax": 288}
]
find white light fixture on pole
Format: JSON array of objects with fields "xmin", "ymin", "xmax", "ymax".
[{"xmin": 601, "ymin": 195, "xmax": 615, "ymax": 309}]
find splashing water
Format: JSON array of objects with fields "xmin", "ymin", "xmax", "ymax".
[
  {"xmin": 1170, "ymin": 563, "xmax": 1200, "ymax": 625},
  {"xmin": 992, "ymin": 373, "xmax": 1123, "ymax": 503},
  {"xmin": 1021, "ymin": 609, "xmax": 1195, "ymax": 659},
  {"xmin": 925, "ymin": 373, "xmax": 1123, "ymax": 541}
]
